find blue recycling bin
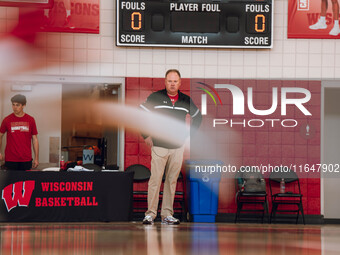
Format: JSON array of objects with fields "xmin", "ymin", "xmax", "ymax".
[{"xmin": 186, "ymin": 160, "xmax": 222, "ymax": 222}]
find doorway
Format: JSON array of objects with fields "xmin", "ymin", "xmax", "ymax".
[
  {"xmin": 323, "ymin": 82, "xmax": 340, "ymax": 219},
  {"xmin": 1, "ymin": 75, "xmax": 125, "ymax": 170},
  {"xmin": 61, "ymin": 83, "xmax": 122, "ymax": 169}
]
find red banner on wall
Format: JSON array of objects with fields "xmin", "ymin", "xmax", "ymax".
[
  {"xmin": 288, "ymin": 0, "xmax": 340, "ymax": 38},
  {"xmin": 36, "ymin": 0, "xmax": 99, "ymax": 33},
  {"xmin": 0, "ymin": 0, "xmax": 53, "ymax": 8}
]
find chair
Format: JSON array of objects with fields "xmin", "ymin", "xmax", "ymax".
[
  {"xmin": 269, "ymin": 168, "xmax": 305, "ymax": 224},
  {"xmin": 234, "ymin": 171, "xmax": 269, "ymax": 223},
  {"xmin": 125, "ymin": 164, "xmax": 186, "ymax": 221},
  {"xmin": 125, "ymin": 164, "xmax": 151, "ymax": 219}
]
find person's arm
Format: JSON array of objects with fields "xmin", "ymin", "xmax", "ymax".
[
  {"xmin": 32, "ymin": 135, "xmax": 39, "ymax": 168},
  {"xmin": 140, "ymin": 93, "xmax": 155, "ymax": 146},
  {"xmin": 0, "ymin": 132, "xmax": 4, "ymax": 161}
]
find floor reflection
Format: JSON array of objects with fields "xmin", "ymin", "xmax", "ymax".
[
  {"xmin": 0, "ymin": 222, "xmax": 338, "ymax": 254},
  {"xmin": 144, "ymin": 225, "xmax": 177, "ymax": 255},
  {"xmin": 0, "ymin": 225, "xmax": 96, "ymax": 255},
  {"xmin": 191, "ymin": 225, "xmax": 218, "ymax": 255}
]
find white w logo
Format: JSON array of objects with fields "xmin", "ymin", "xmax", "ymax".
[{"xmin": 1, "ymin": 181, "xmax": 35, "ymax": 212}]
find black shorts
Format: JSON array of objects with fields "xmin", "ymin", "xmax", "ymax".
[{"xmin": 4, "ymin": 161, "xmax": 32, "ymax": 171}]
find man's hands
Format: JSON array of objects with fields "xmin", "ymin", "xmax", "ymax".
[
  {"xmin": 32, "ymin": 158, "xmax": 39, "ymax": 169},
  {"xmin": 32, "ymin": 135, "xmax": 39, "ymax": 169},
  {"xmin": 144, "ymin": 136, "xmax": 153, "ymax": 147}
]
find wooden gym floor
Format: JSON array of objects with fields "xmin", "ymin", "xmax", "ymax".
[{"xmin": 0, "ymin": 222, "xmax": 339, "ymax": 254}]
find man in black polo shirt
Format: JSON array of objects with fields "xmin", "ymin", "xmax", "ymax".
[{"xmin": 140, "ymin": 69, "xmax": 202, "ymax": 225}]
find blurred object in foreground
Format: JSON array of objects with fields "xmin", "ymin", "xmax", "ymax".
[
  {"xmin": 0, "ymin": 8, "xmax": 48, "ymax": 77},
  {"xmin": 0, "ymin": 0, "xmax": 53, "ymax": 8}
]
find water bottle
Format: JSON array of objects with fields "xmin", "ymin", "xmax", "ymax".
[
  {"xmin": 280, "ymin": 178, "xmax": 285, "ymax": 193},
  {"xmin": 60, "ymin": 155, "xmax": 65, "ymax": 171}
]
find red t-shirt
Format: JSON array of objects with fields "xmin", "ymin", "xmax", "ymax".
[
  {"xmin": 0, "ymin": 113, "xmax": 38, "ymax": 162},
  {"xmin": 168, "ymin": 94, "xmax": 179, "ymax": 105}
]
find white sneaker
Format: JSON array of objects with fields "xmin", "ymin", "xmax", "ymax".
[
  {"xmin": 309, "ymin": 19, "xmax": 327, "ymax": 30},
  {"xmin": 142, "ymin": 215, "xmax": 154, "ymax": 225},
  {"xmin": 161, "ymin": 215, "xmax": 180, "ymax": 225},
  {"xmin": 329, "ymin": 25, "xmax": 340, "ymax": 36}
]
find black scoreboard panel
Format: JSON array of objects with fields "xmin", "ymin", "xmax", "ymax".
[{"xmin": 116, "ymin": 0, "xmax": 273, "ymax": 49}]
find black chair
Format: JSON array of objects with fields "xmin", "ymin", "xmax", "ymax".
[
  {"xmin": 125, "ymin": 164, "xmax": 151, "ymax": 218},
  {"xmin": 234, "ymin": 171, "xmax": 269, "ymax": 223},
  {"xmin": 126, "ymin": 164, "xmax": 151, "ymax": 181},
  {"xmin": 126, "ymin": 164, "xmax": 186, "ymax": 221},
  {"xmin": 269, "ymin": 169, "xmax": 305, "ymax": 224}
]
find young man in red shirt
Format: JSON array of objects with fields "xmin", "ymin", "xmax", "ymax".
[{"xmin": 0, "ymin": 94, "xmax": 39, "ymax": 171}]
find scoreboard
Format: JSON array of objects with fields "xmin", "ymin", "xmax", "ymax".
[{"xmin": 116, "ymin": 0, "xmax": 273, "ymax": 48}]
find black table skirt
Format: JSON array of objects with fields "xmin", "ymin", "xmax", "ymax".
[{"xmin": 0, "ymin": 171, "xmax": 134, "ymax": 222}]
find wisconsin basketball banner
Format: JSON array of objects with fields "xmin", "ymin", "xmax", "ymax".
[
  {"xmin": 19, "ymin": 0, "xmax": 100, "ymax": 34},
  {"xmin": 288, "ymin": 0, "xmax": 340, "ymax": 38},
  {"xmin": 0, "ymin": 171, "xmax": 133, "ymax": 222}
]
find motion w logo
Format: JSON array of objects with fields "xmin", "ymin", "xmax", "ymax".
[{"xmin": 1, "ymin": 181, "xmax": 35, "ymax": 212}]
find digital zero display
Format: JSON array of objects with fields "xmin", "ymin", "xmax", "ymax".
[{"xmin": 116, "ymin": 0, "xmax": 273, "ymax": 48}]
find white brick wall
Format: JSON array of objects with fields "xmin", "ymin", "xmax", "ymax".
[{"xmin": 0, "ymin": 0, "xmax": 339, "ymax": 79}]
